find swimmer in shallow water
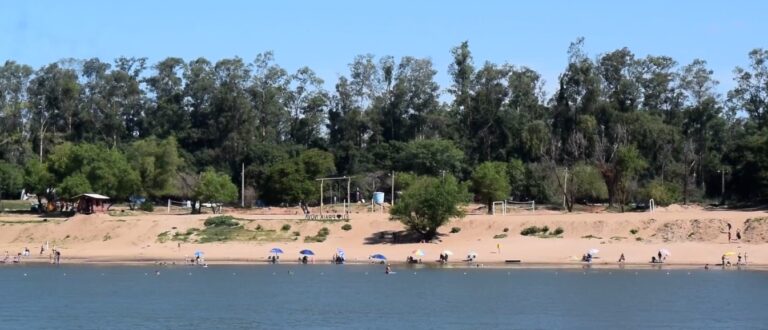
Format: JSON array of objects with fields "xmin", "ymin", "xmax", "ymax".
[{"xmin": 385, "ymin": 264, "xmax": 391, "ymax": 274}]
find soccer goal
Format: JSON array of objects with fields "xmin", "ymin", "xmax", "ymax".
[
  {"xmin": 167, "ymin": 199, "xmax": 193, "ymax": 214},
  {"xmin": 506, "ymin": 200, "xmax": 536, "ymax": 213},
  {"xmin": 492, "ymin": 201, "xmax": 507, "ymax": 215},
  {"xmin": 649, "ymin": 199, "xmax": 656, "ymax": 213}
]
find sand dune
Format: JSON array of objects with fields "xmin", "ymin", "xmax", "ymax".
[{"xmin": 0, "ymin": 204, "xmax": 766, "ymax": 267}]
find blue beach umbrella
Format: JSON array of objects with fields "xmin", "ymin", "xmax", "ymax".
[
  {"xmin": 194, "ymin": 250, "xmax": 204, "ymax": 258},
  {"xmin": 270, "ymin": 248, "xmax": 284, "ymax": 255},
  {"xmin": 337, "ymin": 248, "xmax": 345, "ymax": 258},
  {"xmin": 300, "ymin": 249, "xmax": 315, "ymax": 256},
  {"xmin": 370, "ymin": 254, "xmax": 387, "ymax": 261}
]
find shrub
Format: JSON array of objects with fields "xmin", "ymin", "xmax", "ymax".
[
  {"xmin": 255, "ymin": 224, "xmax": 263, "ymax": 231},
  {"xmin": 318, "ymin": 227, "xmax": 330, "ymax": 237},
  {"xmin": 502, "ymin": 227, "xmax": 509, "ymax": 233},
  {"xmin": 341, "ymin": 224, "xmax": 352, "ymax": 231},
  {"xmin": 552, "ymin": 227, "xmax": 564, "ymax": 235},
  {"xmin": 450, "ymin": 227, "xmax": 461, "ymax": 233},
  {"xmin": 281, "ymin": 224, "xmax": 291, "ymax": 231},
  {"xmin": 636, "ymin": 237, "xmax": 643, "ymax": 241},
  {"xmin": 292, "ymin": 231, "xmax": 301, "ymax": 237},
  {"xmin": 139, "ymin": 202, "xmax": 154, "ymax": 212},
  {"xmin": 204, "ymin": 215, "xmax": 239, "ymax": 227},
  {"xmin": 520, "ymin": 226, "xmax": 541, "ymax": 236},
  {"xmin": 629, "ymin": 228, "xmax": 639, "ymax": 235},
  {"xmin": 493, "ymin": 234, "xmax": 508, "ymax": 239},
  {"xmin": 541, "ymin": 225, "xmax": 549, "ymax": 233}
]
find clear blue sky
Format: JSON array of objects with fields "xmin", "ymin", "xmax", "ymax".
[{"xmin": 2, "ymin": 0, "xmax": 766, "ymax": 96}]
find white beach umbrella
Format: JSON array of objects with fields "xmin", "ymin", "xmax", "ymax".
[
  {"xmin": 442, "ymin": 250, "xmax": 454, "ymax": 256},
  {"xmin": 587, "ymin": 248, "xmax": 600, "ymax": 255},
  {"xmin": 467, "ymin": 251, "xmax": 478, "ymax": 258},
  {"xmin": 659, "ymin": 249, "xmax": 671, "ymax": 257}
]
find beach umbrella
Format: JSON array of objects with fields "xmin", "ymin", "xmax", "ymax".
[
  {"xmin": 442, "ymin": 250, "xmax": 454, "ymax": 256},
  {"xmin": 300, "ymin": 249, "xmax": 315, "ymax": 256},
  {"xmin": 723, "ymin": 251, "xmax": 736, "ymax": 256},
  {"xmin": 659, "ymin": 249, "xmax": 671, "ymax": 257},
  {"xmin": 468, "ymin": 251, "xmax": 478, "ymax": 258},
  {"xmin": 194, "ymin": 250, "xmax": 204, "ymax": 258},
  {"xmin": 337, "ymin": 248, "xmax": 345, "ymax": 258},
  {"xmin": 269, "ymin": 248, "xmax": 284, "ymax": 255},
  {"xmin": 412, "ymin": 249, "xmax": 425, "ymax": 257},
  {"xmin": 587, "ymin": 248, "xmax": 600, "ymax": 255},
  {"xmin": 370, "ymin": 253, "xmax": 387, "ymax": 260}
]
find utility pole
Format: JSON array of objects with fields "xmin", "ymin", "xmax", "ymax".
[
  {"xmin": 241, "ymin": 162, "xmax": 245, "ymax": 208},
  {"xmin": 563, "ymin": 167, "xmax": 569, "ymax": 210},
  {"xmin": 390, "ymin": 171, "xmax": 395, "ymax": 207},
  {"xmin": 718, "ymin": 169, "xmax": 726, "ymax": 205}
]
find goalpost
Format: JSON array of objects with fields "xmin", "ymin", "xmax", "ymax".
[
  {"xmin": 505, "ymin": 200, "xmax": 536, "ymax": 214},
  {"xmin": 649, "ymin": 199, "xmax": 656, "ymax": 213},
  {"xmin": 492, "ymin": 201, "xmax": 507, "ymax": 215}
]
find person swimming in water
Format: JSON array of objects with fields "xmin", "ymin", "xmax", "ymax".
[{"xmin": 385, "ymin": 264, "xmax": 391, "ymax": 274}]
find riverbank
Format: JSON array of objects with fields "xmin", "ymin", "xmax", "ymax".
[{"xmin": 0, "ymin": 204, "xmax": 766, "ymax": 268}]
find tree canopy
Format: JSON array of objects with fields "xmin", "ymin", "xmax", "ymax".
[
  {"xmin": 2, "ymin": 41, "xmax": 768, "ymax": 209},
  {"xmin": 390, "ymin": 175, "xmax": 469, "ymax": 240}
]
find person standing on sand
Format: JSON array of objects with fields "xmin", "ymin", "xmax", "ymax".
[
  {"xmin": 658, "ymin": 251, "xmax": 663, "ymax": 263},
  {"xmin": 736, "ymin": 229, "xmax": 741, "ymax": 240},
  {"xmin": 738, "ymin": 253, "xmax": 742, "ymax": 265},
  {"xmin": 497, "ymin": 243, "xmax": 501, "ymax": 254},
  {"xmin": 728, "ymin": 231, "xmax": 732, "ymax": 243},
  {"xmin": 618, "ymin": 253, "xmax": 625, "ymax": 263}
]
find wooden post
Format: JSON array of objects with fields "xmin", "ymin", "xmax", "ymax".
[
  {"xmin": 320, "ymin": 179, "xmax": 324, "ymax": 215},
  {"xmin": 167, "ymin": 199, "xmax": 170, "ymax": 214}
]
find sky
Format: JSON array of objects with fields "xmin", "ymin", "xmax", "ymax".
[{"xmin": 1, "ymin": 0, "xmax": 766, "ymax": 97}]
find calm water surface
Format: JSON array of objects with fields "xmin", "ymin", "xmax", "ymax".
[{"xmin": 0, "ymin": 264, "xmax": 766, "ymax": 329}]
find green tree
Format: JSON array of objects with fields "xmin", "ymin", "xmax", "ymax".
[
  {"xmin": 58, "ymin": 173, "xmax": 92, "ymax": 199},
  {"xmin": 126, "ymin": 137, "xmax": 182, "ymax": 198},
  {"xmin": 571, "ymin": 163, "xmax": 608, "ymax": 203},
  {"xmin": 194, "ymin": 169, "xmax": 238, "ymax": 214},
  {"xmin": 396, "ymin": 139, "xmax": 464, "ymax": 176},
  {"xmin": 470, "ymin": 162, "xmax": 510, "ymax": 214},
  {"xmin": 390, "ymin": 175, "xmax": 468, "ymax": 240},
  {"xmin": 615, "ymin": 145, "xmax": 648, "ymax": 211},
  {"xmin": 0, "ymin": 161, "xmax": 24, "ymax": 199},
  {"xmin": 23, "ymin": 159, "xmax": 53, "ymax": 209}
]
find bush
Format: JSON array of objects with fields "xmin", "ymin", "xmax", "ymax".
[
  {"xmin": 629, "ymin": 228, "xmax": 638, "ymax": 235},
  {"xmin": 541, "ymin": 225, "xmax": 549, "ymax": 233},
  {"xmin": 450, "ymin": 227, "xmax": 461, "ymax": 233},
  {"xmin": 204, "ymin": 215, "xmax": 239, "ymax": 227},
  {"xmin": 281, "ymin": 224, "xmax": 291, "ymax": 231},
  {"xmin": 552, "ymin": 227, "xmax": 564, "ymax": 235},
  {"xmin": 139, "ymin": 202, "xmax": 154, "ymax": 212},
  {"xmin": 493, "ymin": 234, "xmax": 508, "ymax": 239},
  {"xmin": 292, "ymin": 231, "xmax": 301, "ymax": 237},
  {"xmin": 255, "ymin": 224, "xmax": 263, "ymax": 231},
  {"xmin": 639, "ymin": 179, "xmax": 681, "ymax": 206},
  {"xmin": 341, "ymin": 224, "xmax": 352, "ymax": 231},
  {"xmin": 318, "ymin": 227, "xmax": 330, "ymax": 237},
  {"xmin": 520, "ymin": 226, "xmax": 541, "ymax": 236},
  {"xmin": 502, "ymin": 227, "xmax": 509, "ymax": 233}
]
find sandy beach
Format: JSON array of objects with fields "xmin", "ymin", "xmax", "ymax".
[{"xmin": 1, "ymin": 204, "xmax": 766, "ymax": 268}]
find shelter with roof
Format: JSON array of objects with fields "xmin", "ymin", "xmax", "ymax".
[{"xmin": 73, "ymin": 193, "xmax": 110, "ymax": 214}]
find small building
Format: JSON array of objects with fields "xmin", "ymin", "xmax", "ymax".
[{"xmin": 73, "ymin": 193, "xmax": 110, "ymax": 214}]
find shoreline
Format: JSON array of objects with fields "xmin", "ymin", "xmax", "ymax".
[{"xmin": 4, "ymin": 257, "xmax": 764, "ymax": 271}]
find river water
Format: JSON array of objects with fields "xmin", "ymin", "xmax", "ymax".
[{"xmin": 0, "ymin": 264, "xmax": 765, "ymax": 329}]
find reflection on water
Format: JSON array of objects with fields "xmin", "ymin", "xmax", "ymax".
[{"xmin": 1, "ymin": 264, "xmax": 766, "ymax": 329}]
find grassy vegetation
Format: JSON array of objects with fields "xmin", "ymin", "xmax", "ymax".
[
  {"xmin": 341, "ymin": 223, "xmax": 352, "ymax": 231},
  {"xmin": 521, "ymin": 225, "xmax": 564, "ymax": 238},
  {"xmin": 0, "ymin": 200, "xmax": 31, "ymax": 211},
  {"xmin": 581, "ymin": 234, "xmax": 602, "ymax": 239},
  {"xmin": 304, "ymin": 227, "xmax": 330, "ymax": 243},
  {"xmin": 281, "ymin": 224, "xmax": 291, "ymax": 231},
  {"xmin": 629, "ymin": 228, "xmax": 639, "ymax": 235},
  {"xmin": 450, "ymin": 226, "xmax": 461, "ymax": 233},
  {"xmin": 493, "ymin": 233, "xmax": 508, "ymax": 239}
]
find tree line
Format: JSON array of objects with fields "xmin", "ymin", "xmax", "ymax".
[{"xmin": 1, "ymin": 39, "xmax": 768, "ymax": 211}]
